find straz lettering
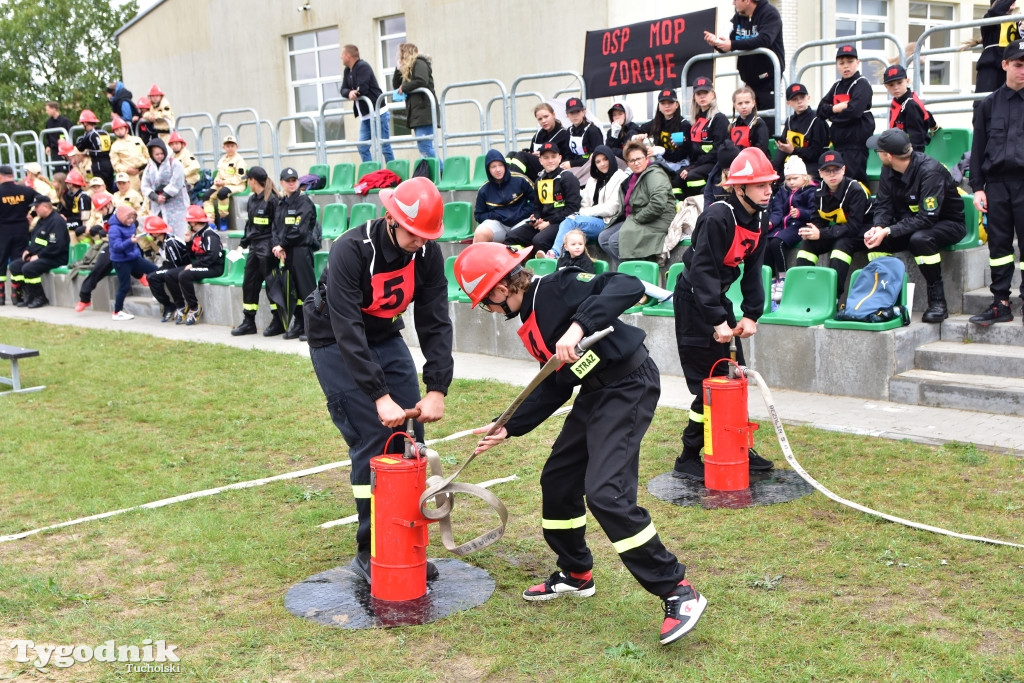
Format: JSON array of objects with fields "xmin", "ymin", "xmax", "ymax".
[
  {"xmin": 2, "ymin": 195, "xmax": 27, "ymax": 205},
  {"xmin": 570, "ymin": 350, "xmax": 600, "ymax": 379}
]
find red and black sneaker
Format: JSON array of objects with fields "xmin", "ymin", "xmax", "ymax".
[
  {"xmin": 969, "ymin": 301, "xmax": 1013, "ymax": 326},
  {"xmin": 660, "ymin": 579, "xmax": 707, "ymax": 645},
  {"xmin": 522, "ymin": 570, "xmax": 595, "ymax": 601}
]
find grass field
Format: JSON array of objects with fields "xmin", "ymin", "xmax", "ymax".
[{"xmin": 1, "ymin": 319, "xmax": 1022, "ymax": 682}]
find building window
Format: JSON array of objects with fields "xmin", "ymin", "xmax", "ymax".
[
  {"xmin": 378, "ymin": 14, "xmax": 409, "ymax": 136},
  {"xmin": 835, "ymin": 0, "xmax": 890, "ymax": 85},
  {"xmin": 908, "ymin": 2, "xmax": 956, "ymax": 87},
  {"xmin": 286, "ymin": 28, "xmax": 344, "ymax": 144}
]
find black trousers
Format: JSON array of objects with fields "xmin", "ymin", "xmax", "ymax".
[
  {"xmin": 836, "ymin": 146, "xmax": 869, "ymax": 185},
  {"xmin": 241, "ymin": 245, "xmax": 275, "ymax": 314},
  {"xmin": 795, "ymin": 236, "xmax": 866, "ymax": 298},
  {"xmin": 284, "ymin": 245, "xmax": 316, "ymax": 323},
  {"xmin": 982, "ymin": 179, "xmax": 1024, "ymax": 302},
  {"xmin": 869, "ymin": 219, "xmax": 965, "ymax": 286},
  {"xmin": 0, "ymin": 229, "xmax": 28, "ymax": 285},
  {"xmin": 9, "ymin": 256, "xmax": 63, "ymax": 284},
  {"xmin": 505, "ymin": 221, "xmax": 560, "ymax": 253},
  {"xmin": 79, "ymin": 250, "xmax": 112, "ymax": 303},
  {"xmin": 148, "ymin": 264, "xmax": 223, "ymax": 310},
  {"xmin": 539, "ymin": 357, "xmax": 685, "ymax": 597}
]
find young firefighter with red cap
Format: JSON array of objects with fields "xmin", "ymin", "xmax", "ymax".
[
  {"xmin": 672, "ymin": 147, "xmax": 777, "ymax": 482},
  {"xmin": 144, "ymin": 215, "xmax": 192, "ymax": 322},
  {"xmin": 167, "ymin": 131, "xmax": 200, "ymax": 188},
  {"xmin": 817, "ymin": 44, "xmax": 875, "ymax": 183},
  {"xmin": 147, "ymin": 205, "xmax": 223, "ymax": 325},
  {"xmin": 304, "ymin": 176, "xmax": 453, "ymax": 586},
  {"xmin": 75, "ymin": 109, "xmax": 115, "ymax": 191},
  {"xmin": 455, "ymin": 242, "xmax": 706, "ymax": 646},
  {"xmin": 882, "ymin": 64, "xmax": 936, "ymax": 153}
]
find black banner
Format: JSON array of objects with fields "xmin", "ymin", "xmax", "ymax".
[{"xmin": 582, "ymin": 10, "xmax": 717, "ymax": 99}]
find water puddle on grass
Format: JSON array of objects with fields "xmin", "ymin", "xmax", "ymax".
[{"xmin": 647, "ymin": 470, "xmax": 815, "ymax": 509}]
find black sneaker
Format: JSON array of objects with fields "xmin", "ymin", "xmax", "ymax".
[
  {"xmin": 348, "ymin": 551, "xmax": 439, "ymax": 585},
  {"xmin": 969, "ymin": 301, "xmax": 1013, "ymax": 326},
  {"xmin": 748, "ymin": 448, "xmax": 775, "ymax": 472},
  {"xmin": 660, "ymin": 579, "xmax": 708, "ymax": 645},
  {"xmin": 672, "ymin": 456, "xmax": 705, "ymax": 482},
  {"xmin": 522, "ymin": 570, "xmax": 595, "ymax": 601},
  {"xmin": 160, "ymin": 306, "xmax": 177, "ymax": 323}
]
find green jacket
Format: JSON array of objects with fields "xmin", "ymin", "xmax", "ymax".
[
  {"xmin": 392, "ymin": 56, "xmax": 437, "ymax": 129},
  {"xmin": 617, "ymin": 163, "xmax": 674, "ymax": 259}
]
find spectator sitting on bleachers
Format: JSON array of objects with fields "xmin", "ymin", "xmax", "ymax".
[
  {"xmin": 505, "ymin": 142, "xmax": 581, "ymax": 254},
  {"xmin": 509, "ymin": 102, "xmax": 570, "ymax": 179},
  {"xmin": 729, "ymin": 86, "xmax": 770, "ymax": 158},
  {"xmin": 204, "ymin": 135, "xmax": 247, "ymax": 229},
  {"xmin": 113, "ymin": 172, "xmax": 146, "ymax": 214},
  {"xmin": 561, "ymin": 97, "xmax": 604, "ymax": 169},
  {"xmin": 9, "ymin": 196, "xmax": 68, "ymax": 309},
  {"xmin": 171, "ymin": 205, "xmax": 224, "ymax": 325},
  {"xmin": 772, "ymin": 83, "xmax": 830, "ymax": 180},
  {"xmin": 632, "ymin": 89, "xmax": 690, "ymax": 170},
  {"xmin": 108, "ymin": 204, "xmax": 158, "ymax": 321},
  {"xmin": 598, "ymin": 141, "xmax": 675, "ymax": 268},
  {"xmin": 144, "ymin": 84, "xmax": 175, "ymax": 142},
  {"xmin": 554, "ymin": 228, "xmax": 596, "ymax": 273},
  {"xmin": 678, "ymin": 77, "xmax": 730, "ymax": 198},
  {"xmin": 22, "ymin": 163, "xmax": 57, "ymax": 202},
  {"xmin": 74, "ymin": 192, "xmax": 119, "ymax": 313},
  {"xmin": 142, "ymin": 137, "xmax": 188, "ymax": 240},
  {"xmin": 144, "ymin": 215, "xmax": 192, "ymax": 322},
  {"xmin": 766, "ymin": 156, "xmax": 817, "ymax": 302},
  {"xmin": 547, "ymin": 145, "xmax": 627, "ymax": 258},
  {"xmin": 472, "ymin": 149, "xmax": 535, "ymax": 244},
  {"xmin": 59, "ymin": 169, "xmax": 91, "ymax": 244},
  {"xmin": 109, "ymin": 115, "xmax": 149, "ymax": 192},
  {"xmin": 167, "ymin": 131, "xmax": 200, "ymax": 188},
  {"xmin": 61, "ymin": 143, "xmax": 92, "ymax": 183},
  {"xmin": 604, "ymin": 102, "xmax": 641, "ymax": 159},
  {"xmin": 84, "ymin": 178, "xmax": 108, "ymax": 234}
]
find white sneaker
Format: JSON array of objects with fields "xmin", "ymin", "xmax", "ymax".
[
  {"xmin": 771, "ymin": 280, "xmax": 785, "ymax": 303},
  {"xmin": 111, "ymin": 311, "xmax": 135, "ymax": 321}
]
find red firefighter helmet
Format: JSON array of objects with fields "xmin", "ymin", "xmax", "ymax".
[
  {"xmin": 721, "ymin": 147, "xmax": 779, "ymax": 186},
  {"xmin": 136, "ymin": 96, "xmax": 151, "ymax": 111},
  {"xmin": 66, "ymin": 169, "xmax": 87, "ymax": 187},
  {"xmin": 186, "ymin": 204, "xmax": 211, "ymax": 223},
  {"xmin": 143, "ymin": 215, "xmax": 172, "ymax": 235},
  {"xmin": 57, "ymin": 139, "xmax": 75, "ymax": 156},
  {"xmin": 453, "ymin": 243, "xmax": 533, "ymax": 307},
  {"xmin": 91, "ymin": 193, "xmax": 113, "ymax": 211},
  {"xmin": 110, "ymin": 115, "xmax": 129, "ymax": 131},
  {"xmin": 78, "ymin": 109, "xmax": 99, "ymax": 124},
  {"xmin": 148, "ymin": 84, "xmax": 165, "ymax": 97},
  {"xmin": 379, "ymin": 176, "xmax": 444, "ymax": 240},
  {"xmin": 167, "ymin": 130, "xmax": 185, "ymax": 145}
]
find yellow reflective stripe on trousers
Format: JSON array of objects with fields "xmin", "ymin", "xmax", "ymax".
[
  {"xmin": 11, "ymin": 274, "xmax": 24, "ymax": 283},
  {"xmin": 23, "ymin": 277, "xmax": 42, "ymax": 284},
  {"xmin": 830, "ymin": 250, "xmax": 852, "ymax": 264},
  {"xmin": 352, "ymin": 485, "xmax": 371, "ymax": 499},
  {"xmin": 991, "ymin": 254, "xmax": 1015, "ymax": 267},
  {"xmin": 688, "ymin": 409, "xmax": 704, "ymax": 423},
  {"xmin": 541, "ymin": 514, "xmax": 587, "ymax": 530},
  {"xmin": 867, "ymin": 252, "xmax": 892, "ymax": 261},
  {"xmin": 915, "ymin": 253, "xmax": 941, "ymax": 265},
  {"xmin": 612, "ymin": 522, "xmax": 657, "ymax": 554},
  {"xmin": 796, "ymin": 250, "xmax": 818, "ymax": 263},
  {"xmin": 686, "ymin": 179, "xmax": 707, "ymax": 188},
  {"xmin": 242, "ymin": 303, "xmax": 259, "ymax": 311}
]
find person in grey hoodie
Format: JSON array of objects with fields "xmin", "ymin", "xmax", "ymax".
[{"xmin": 604, "ymin": 102, "xmax": 641, "ymax": 158}]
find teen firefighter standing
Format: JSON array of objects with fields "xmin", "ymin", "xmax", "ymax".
[
  {"xmin": 672, "ymin": 147, "xmax": 777, "ymax": 482},
  {"xmin": 304, "ymin": 176, "xmax": 453, "ymax": 585},
  {"xmin": 455, "ymin": 242, "xmax": 707, "ymax": 646}
]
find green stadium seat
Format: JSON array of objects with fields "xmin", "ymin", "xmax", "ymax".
[
  {"xmin": 725, "ymin": 264, "xmax": 773, "ymax": 318},
  {"xmin": 866, "ymin": 149, "xmax": 882, "ymax": 182},
  {"xmin": 202, "ymin": 252, "xmax": 246, "ymax": 286},
  {"xmin": 437, "ymin": 155, "xmax": 470, "ymax": 191},
  {"xmin": 308, "ymin": 164, "xmax": 330, "ymax": 181},
  {"xmin": 444, "ymin": 255, "xmax": 471, "ymax": 303},
  {"xmin": 315, "ymin": 204, "xmax": 322, "ymax": 224},
  {"xmin": 321, "ymin": 203, "xmax": 348, "ymax": 240},
  {"xmin": 525, "ymin": 258, "xmax": 557, "ymax": 275},
  {"xmin": 768, "ymin": 138, "xmax": 778, "ymax": 158},
  {"xmin": 349, "ymin": 203, "xmax": 377, "ymax": 231},
  {"xmin": 438, "ymin": 201, "xmax": 474, "ymax": 242},
  {"xmin": 225, "ymin": 230, "xmax": 244, "ymax": 239},
  {"xmin": 386, "ymin": 159, "xmax": 410, "ymax": 181},
  {"xmin": 310, "ymin": 163, "xmax": 356, "ymax": 195},
  {"xmin": 593, "ymin": 259, "xmax": 609, "ymax": 274},
  {"xmin": 759, "ymin": 266, "xmax": 837, "ymax": 326},
  {"xmin": 458, "ymin": 155, "xmax": 488, "ymax": 191},
  {"xmin": 51, "ymin": 243, "xmax": 90, "ymax": 274},
  {"xmin": 617, "ymin": 260, "xmax": 660, "ymax": 313},
  {"xmin": 341, "ymin": 161, "xmax": 382, "ymax": 194},
  {"xmin": 947, "ymin": 194, "xmax": 983, "ymax": 251},
  {"xmin": 313, "ymin": 250, "xmax": 330, "ymax": 281},
  {"xmin": 643, "ymin": 262, "xmax": 686, "ymax": 317},
  {"xmin": 824, "ymin": 269, "xmax": 909, "ymax": 331},
  {"xmin": 925, "ymin": 128, "xmax": 971, "ymax": 170}
]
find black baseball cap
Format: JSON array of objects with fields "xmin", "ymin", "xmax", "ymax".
[
  {"xmin": 836, "ymin": 44, "xmax": 858, "ymax": 59},
  {"xmin": 691, "ymin": 77, "xmax": 713, "ymax": 93},
  {"xmin": 280, "ymin": 167, "xmax": 299, "ymax": 181},
  {"xmin": 0, "ymin": 164, "xmax": 13, "ymax": 176},
  {"xmin": 1005, "ymin": 41, "xmax": 1024, "ymax": 61},
  {"xmin": 658, "ymin": 89, "xmax": 678, "ymax": 102},
  {"xmin": 883, "ymin": 64, "xmax": 907, "ymax": 83},
  {"xmin": 33, "ymin": 194, "xmax": 52, "ymax": 206},
  {"xmin": 607, "ymin": 103, "xmax": 625, "ymax": 117},
  {"xmin": 818, "ymin": 150, "xmax": 845, "ymax": 169},
  {"xmin": 867, "ymin": 129, "xmax": 912, "ymax": 155},
  {"xmin": 538, "ymin": 142, "xmax": 561, "ymax": 155},
  {"xmin": 565, "ymin": 97, "xmax": 584, "ymax": 113},
  {"xmin": 248, "ymin": 166, "xmax": 268, "ymax": 183},
  {"xmin": 785, "ymin": 83, "xmax": 808, "ymax": 99}
]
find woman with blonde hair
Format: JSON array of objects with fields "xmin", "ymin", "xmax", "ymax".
[{"xmin": 393, "ymin": 43, "xmax": 440, "ymax": 162}]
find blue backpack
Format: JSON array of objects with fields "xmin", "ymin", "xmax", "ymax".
[{"xmin": 836, "ymin": 256, "xmax": 910, "ymax": 325}]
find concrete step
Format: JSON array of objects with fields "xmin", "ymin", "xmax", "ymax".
[
  {"xmin": 915, "ymin": 340, "xmax": 1024, "ymax": 378},
  {"xmin": 120, "ymin": 295, "xmax": 163, "ymax": 319},
  {"xmin": 889, "ymin": 368, "xmax": 1024, "ymax": 415},
  {"xmin": 941, "ymin": 314, "xmax": 1024, "ymax": 346},
  {"xmin": 962, "ymin": 287, "xmax": 1003, "ymax": 314}
]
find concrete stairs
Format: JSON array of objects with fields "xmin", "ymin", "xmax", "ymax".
[{"xmin": 889, "ymin": 284, "xmax": 1024, "ymax": 415}]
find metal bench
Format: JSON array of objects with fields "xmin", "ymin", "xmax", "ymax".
[{"xmin": 0, "ymin": 344, "xmax": 45, "ymax": 396}]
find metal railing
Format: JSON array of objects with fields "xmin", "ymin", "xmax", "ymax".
[
  {"xmin": 440, "ymin": 79, "xmax": 511, "ymax": 158},
  {"xmin": 318, "ymin": 96, "xmax": 374, "ymax": 162},
  {"xmin": 790, "ymin": 33, "xmax": 906, "ymax": 98},
  {"xmin": 680, "ymin": 48, "xmax": 784, "ymax": 134},
  {"xmin": 374, "ymin": 87, "xmax": 442, "ymax": 162},
  {"xmin": 38, "ymin": 127, "xmax": 70, "ymax": 175},
  {"xmin": 509, "ymin": 72, "xmax": 587, "ymax": 149},
  {"xmin": 215, "ymin": 108, "xmax": 264, "ymax": 167}
]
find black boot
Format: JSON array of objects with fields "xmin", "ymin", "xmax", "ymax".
[
  {"xmin": 26, "ymin": 283, "xmax": 49, "ymax": 309},
  {"xmin": 921, "ymin": 280, "xmax": 948, "ymax": 323},
  {"xmin": 12, "ymin": 283, "xmax": 26, "ymax": 307},
  {"xmin": 230, "ymin": 313, "xmax": 257, "ymax": 336},
  {"xmin": 0, "ymin": 283, "xmax": 5, "ymax": 306},
  {"xmin": 263, "ymin": 315, "xmax": 286, "ymax": 337},
  {"xmin": 283, "ymin": 313, "xmax": 304, "ymax": 340}
]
